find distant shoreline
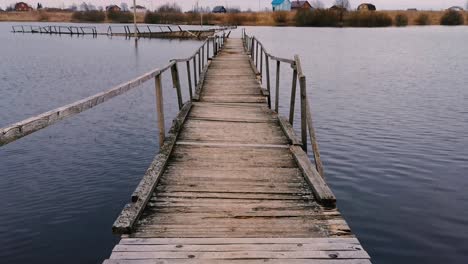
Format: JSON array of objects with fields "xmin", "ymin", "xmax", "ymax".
[{"xmin": 0, "ymin": 10, "xmax": 466, "ymax": 27}]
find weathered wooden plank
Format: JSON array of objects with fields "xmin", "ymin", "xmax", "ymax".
[
  {"xmin": 119, "ymin": 237, "xmax": 360, "ymax": 245},
  {"xmin": 278, "ymin": 115, "xmax": 302, "ymax": 146},
  {"xmin": 290, "ymin": 146, "xmax": 336, "ymax": 208},
  {"xmin": 112, "ymin": 102, "xmax": 192, "ymax": 234},
  {"xmin": 109, "ymin": 250, "xmax": 369, "ymax": 259},
  {"xmin": 113, "ymin": 242, "xmax": 363, "ymax": 252},
  {"xmin": 178, "ymin": 119, "xmax": 289, "ymax": 145},
  {"xmin": 104, "ymin": 260, "xmax": 372, "ymax": 264}
]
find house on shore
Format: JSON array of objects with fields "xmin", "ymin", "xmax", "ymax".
[
  {"xmin": 291, "ymin": 1, "xmax": 312, "ymax": 10},
  {"xmin": 14, "ymin": 2, "xmax": 33, "ymax": 11},
  {"xmin": 357, "ymin": 3, "xmax": 376, "ymax": 11},
  {"xmin": 106, "ymin": 5, "xmax": 121, "ymax": 12},
  {"xmin": 132, "ymin": 5, "xmax": 147, "ymax": 13},
  {"xmin": 212, "ymin": 6, "xmax": 227, "ymax": 13},
  {"xmin": 448, "ymin": 6, "xmax": 464, "ymax": 11},
  {"xmin": 272, "ymin": 0, "xmax": 291, "ymax": 11}
]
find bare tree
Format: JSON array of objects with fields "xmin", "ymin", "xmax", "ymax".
[
  {"xmin": 121, "ymin": 3, "xmax": 128, "ymax": 12},
  {"xmin": 310, "ymin": 0, "xmax": 324, "ymax": 9},
  {"xmin": 334, "ymin": 0, "xmax": 351, "ymax": 10}
]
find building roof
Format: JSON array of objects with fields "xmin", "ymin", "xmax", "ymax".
[
  {"xmin": 272, "ymin": 0, "xmax": 286, "ymax": 5},
  {"xmin": 213, "ymin": 6, "xmax": 226, "ymax": 12},
  {"xmin": 291, "ymin": 1, "xmax": 310, "ymax": 8},
  {"xmin": 357, "ymin": 3, "xmax": 376, "ymax": 10}
]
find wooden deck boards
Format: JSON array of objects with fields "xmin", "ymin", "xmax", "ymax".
[{"xmin": 105, "ymin": 38, "xmax": 370, "ymax": 263}]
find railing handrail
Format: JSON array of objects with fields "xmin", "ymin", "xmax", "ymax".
[
  {"xmin": 242, "ymin": 29, "xmax": 324, "ymax": 178},
  {"xmin": 0, "ymin": 34, "xmax": 228, "ymax": 147}
]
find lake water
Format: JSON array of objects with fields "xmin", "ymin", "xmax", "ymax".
[{"xmin": 1, "ymin": 23, "xmax": 467, "ymax": 263}]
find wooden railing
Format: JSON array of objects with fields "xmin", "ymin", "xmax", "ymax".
[
  {"xmin": 242, "ymin": 29, "xmax": 324, "ymax": 177},
  {"xmin": 0, "ymin": 34, "xmax": 227, "ymax": 147}
]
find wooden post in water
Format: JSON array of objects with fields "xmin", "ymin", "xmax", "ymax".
[
  {"xmin": 290, "ymin": 68, "xmax": 298, "ymax": 124},
  {"xmin": 154, "ymin": 74, "xmax": 165, "ymax": 147},
  {"xmin": 275, "ymin": 60, "xmax": 281, "ymax": 113},
  {"xmin": 186, "ymin": 61, "xmax": 193, "ymax": 100},
  {"xmin": 171, "ymin": 63, "xmax": 183, "ymax": 110},
  {"xmin": 133, "ymin": 0, "xmax": 138, "ymax": 39},
  {"xmin": 265, "ymin": 55, "xmax": 271, "ymax": 109}
]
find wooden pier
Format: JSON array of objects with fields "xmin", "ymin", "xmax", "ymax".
[{"xmin": 0, "ymin": 31, "xmax": 371, "ymax": 263}]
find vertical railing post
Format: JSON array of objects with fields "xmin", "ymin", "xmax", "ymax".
[
  {"xmin": 170, "ymin": 62, "xmax": 183, "ymax": 110},
  {"xmin": 207, "ymin": 39, "xmax": 210, "ymax": 60},
  {"xmin": 260, "ymin": 47, "xmax": 264, "ymax": 82},
  {"xmin": 289, "ymin": 67, "xmax": 298, "ymax": 124},
  {"xmin": 265, "ymin": 55, "xmax": 271, "ymax": 109},
  {"xmin": 255, "ymin": 41, "xmax": 259, "ymax": 67},
  {"xmin": 154, "ymin": 74, "xmax": 165, "ymax": 147},
  {"xmin": 193, "ymin": 56, "xmax": 198, "ymax": 88},
  {"xmin": 213, "ymin": 37, "xmax": 217, "ymax": 56},
  {"xmin": 299, "ymin": 74, "xmax": 307, "ymax": 152},
  {"xmin": 186, "ymin": 61, "xmax": 193, "ymax": 100},
  {"xmin": 202, "ymin": 44, "xmax": 205, "ymax": 69},
  {"xmin": 275, "ymin": 60, "xmax": 281, "ymax": 113},
  {"xmin": 250, "ymin": 38, "xmax": 255, "ymax": 57},
  {"xmin": 198, "ymin": 50, "xmax": 201, "ymax": 75}
]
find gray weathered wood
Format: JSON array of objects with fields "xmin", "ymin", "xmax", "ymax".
[
  {"xmin": 290, "ymin": 68, "xmax": 298, "ymax": 124},
  {"xmin": 113, "ymin": 102, "xmax": 192, "ymax": 234},
  {"xmin": 170, "ymin": 63, "xmax": 183, "ymax": 110},
  {"xmin": 278, "ymin": 116, "xmax": 302, "ymax": 146},
  {"xmin": 105, "ymin": 38, "xmax": 369, "ymax": 264},
  {"xmin": 186, "ymin": 61, "xmax": 193, "ymax": 100},
  {"xmin": 306, "ymin": 99, "xmax": 325, "ymax": 177},
  {"xmin": 275, "ymin": 60, "xmax": 281, "ymax": 112},
  {"xmin": 265, "ymin": 55, "xmax": 271, "ymax": 108},
  {"xmin": 154, "ymin": 74, "xmax": 165, "ymax": 146},
  {"xmin": 296, "ymin": 55, "xmax": 308, "ymax": 152},
  {"xmin": 290, "ymin": 145, "xmax": 336, "ymax": 208}
]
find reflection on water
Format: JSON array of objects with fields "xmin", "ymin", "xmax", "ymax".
[
  {"xmin": 1, "ymin": 23, "xmax": 467, "ymax": 264},
  {"xmin": 244, "ymin": 26, "xmax": 468, "ymax": 264}
]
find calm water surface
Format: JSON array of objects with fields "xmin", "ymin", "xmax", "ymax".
[{"xmin": 1, "ymin": 23, "xmax": 467, "ymax": 263}]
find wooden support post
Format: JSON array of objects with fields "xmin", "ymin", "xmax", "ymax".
[
  {"xmin": 260, "ymin": 48, "xmax": 264, "ymax": 80},
  {"xmin": 300, "ymin": 74, "xmax": 307, "ymax": 153},
  {"xmin": 207, "ymin": 40, "xmax": 210, "ymax": 60},
  {"xmin": 193, "ymin": 57, "xmax": 198, "ymax": 87},
  {"xmin": 275, "ymin": 60, "xmax": 281, "ymax": 113},
  {"xmin": 202, "ymin": 45, "xmax": 205, "ymax": 69},
  {"xmin": 213, "ymin": 38, "xmax": 217, "ymax": 56},
  {"xmin": 255, "ymin": 41, "xmax": 259, "ymax": 68},
  {"xmin": 265, "ymin": 55, "xmax": 271, "ymax": 109},
  {"xmin": 250, "ymin": 38, "xmax": 255, "ymax": 57},
  {"xmin": 186, "ymin": 61, "xmax": 193, "ymax": 100},
  {"xmin": 289, "ymin": 68, "xmax": 298, "ymax": 124},
  {"xmin": 171, "ymin": 63, "xmax": 183, "ymax": 110},
  {"xmin": 198, "ymin": 50, "xmax": 201, "ymax": 75},
  {"xmin": 154, "ymin": 74, "xmax": 165, "ymax": 147}
]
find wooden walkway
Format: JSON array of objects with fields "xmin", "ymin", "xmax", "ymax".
[{"xmin": 104, "ymin": 39, "xmax": 371, "ymax": 263}]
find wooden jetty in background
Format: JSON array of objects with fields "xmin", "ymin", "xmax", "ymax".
[
  {"xmin": 11, "ymin": 24, "xmax": 235, "ymax": 39},
  {"xmin": 0, "ymin": 30, "xmax": 371, "ymax": 263}
]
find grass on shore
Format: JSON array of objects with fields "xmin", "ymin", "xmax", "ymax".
[{"xmin": 1, "ymin": 10, "xmax": 466, "ymax": 27}]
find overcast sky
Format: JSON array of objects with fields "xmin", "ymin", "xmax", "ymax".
[{"xmin": 1, "ymin": 0, "xmax": 467, "ymax": 11}]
